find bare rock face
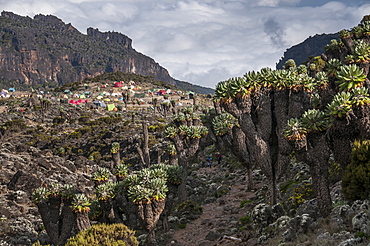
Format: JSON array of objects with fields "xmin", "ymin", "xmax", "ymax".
[{"xmin": 0, "ymin": 11, "xmax": 175, "ymax": 87}]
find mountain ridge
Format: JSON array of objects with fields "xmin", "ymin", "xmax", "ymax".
[
  {"xmin": 0, "ymin": 11, "xmax": 213, "ymax": 94},
  {"xmin": 276, "ymin": 33, "xmax": 340, "ymax": 69}
]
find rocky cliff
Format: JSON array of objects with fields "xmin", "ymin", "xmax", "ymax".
[{"xmin": 0, "ymin": 11, "xmax": 213, "ymax": 94}]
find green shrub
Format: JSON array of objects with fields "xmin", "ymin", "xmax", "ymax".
[
  {"xmin": 342, "ymin": 140, "xmax": 370, "ymax": 202},
  {"xmin": 65, "ymin": 223, "xmax": 138, "ymax": 246}
]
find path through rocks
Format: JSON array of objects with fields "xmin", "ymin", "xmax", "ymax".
[{"xmin": 166, "ymin": 165, "xmax": 259, "ymax": 246}]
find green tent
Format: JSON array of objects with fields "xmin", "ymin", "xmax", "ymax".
[{"xmin": 106, "ymin": 103, "xmax": 116, "ymax": 111}]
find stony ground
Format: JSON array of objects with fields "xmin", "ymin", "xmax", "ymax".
[{"xmin": 164, "ymin": 164, "xmax": 260, "ymax": 246}]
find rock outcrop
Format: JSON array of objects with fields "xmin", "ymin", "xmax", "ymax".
[{"xmin": 0, "ymin": 11, "xmax": 213, "ymax": 94}]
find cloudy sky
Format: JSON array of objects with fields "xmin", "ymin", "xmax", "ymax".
[{"xmin": 0, "ymin": 0, "xmax": 369, "ymax": 88}]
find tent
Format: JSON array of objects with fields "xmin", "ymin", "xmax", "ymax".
[
  {"xmin": 8, "ymin": 88, "xmax": 15, "ymax": 92},
  {"xmin": 186, "ymin": 91, "xmax": 195, "ymax": 99},
  {"xmin": 106, "ymin": 103, "xmax": 116, "ymax": 111},
  {"xmin": 134, "ymin": 93, "xmax": 146, "ymax": 98},
  {"xmin": 93, "ymin": 101, "xmax": 106, "ymax": 107},
  {"xmin": 114, "ymin": 81, "xmax": 123, "ymax": 87}
]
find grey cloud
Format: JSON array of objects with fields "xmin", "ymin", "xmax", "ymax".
[{"xmin": 263, "ymin": 17, "xmax": 287, "ymax": 49}]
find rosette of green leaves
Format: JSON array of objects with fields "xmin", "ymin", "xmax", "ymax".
[
  {"xmin": 48, "ymin": 183, "xmax": 61, "ymax": 197},
  {"xmin": 174, "ymin": 112, "xmax": 186, "ymax": 122},
  {"xmin": 181, "ymin": 106, "xmax": 194, "ymax": 114},
  {"xmin": 110, "ymin": 142, "xmax": 120, "ymax": 154},
  {"xmin": 167, "ymin": 165, "xmax": 185, "ymax": 185},
  {"xmin": 125, "ymin": 173, "xmax": 140, "ymax": 187},
  {"xmin": 178, "ymin": 125, "xmax": 188, "ymax": 135},
  {"xmin": 214, "ymin": 80, "xmax": 231, "ymax": 101},
  {"xmin": 198, "ymin": 125, "xmax": 208, "ymax": 136},
  {"xmin": 283, "ymin": 59, "xmax": 296, "ymax": 69},
  {"xmin": 184, "ymin": 125, "xmax": 208, "ymax": 138},
  {"xmin": 148, "ymin": 178, "xmax": 168, "ymax": 201},
  {"xmin": 165, "ymin": 126, "xmax": 178, "ymax": 138},
  {"xmin": 228, "ymin": 76, "xmax": 252, "ymax": 99},
  {"xmin": 128, "ymin": 185, "xmax": 153, "ymax": 204},
  {"xmin": 92, "ymin": 167, "xmax": 111, "ymax": 182},
  {"xmin": 336, "ymin": 64, "xmax": 366, "ymax": 91},
  {"xmin": 339, "ymin": 29, "xmax": 351, "ymax": 38},
  {"xmin": 126, "ymin": 167, "xmax": 169, "ymax": 203},
  {"xmin": 315, "ymin": 72, "xmax": 329, "ymax": 87},
  {"xmin": 58, "ymin": 147, "xmax": 65, "ymax": 155},
  {"xmin": 114, "ymin": 164, "xmax": 128, "ymax": 178},
  {"xmin": 362, "ymin": 21, "xmax": 370, "ymax": 36},
  {"xmin": 60, "ymin": 184, "xmax": 75, "ymax": 200},
  {"xmin": 311, "ymin": 93, "xmax": 321, "ymax": 108},
  {"xmin": 293, "ymin": 73, "xmax": 315, "ymax": 92},
  {"xmin": 168, "ymin": 143, "xmax": 177, "ymax": 156},
  {"xmin": 283, "ymin": 118, "xmax": 307, "ymax": 141},
  {"xmin": 327, "ymin": 92, "xmax": 353, "ymax": 118},
  {"xmin": 326, "ymin": 58, "xmax": 342, "ymax": 77},
  {"xmin": 185, "ymin": 113, "xmax": 193, "ymax": 121},
  {"xmin": 324, "ymin": 39, "xmax": 341, "ymax": 52},
  {"xmin": 243, "ymin": 70, "xmax": 260, "ymax": 91},
  {"xmin": 149, "ymin": 164, "xmax": 168, "ymax": 180},
  {"xmin": 71, "ymin": 194, "xmax": 91, "ymax": 213},
  {"xmin": 352, "ymin": 40, "xmax": 370, "ymax": 62},
  {"xmin": 301, "ymin": 109, "xmax": 329, "ymax": 132},
  {"xmin": 352, "ymin": 25, "xmax": 364, "ymax": 38},
  {"xmin": 351, "ymin": 87, "xmax": 370, "ymax": 106},
  {"xmin": 212, "ymin": 113, "xmax": 238, "ymax": 136},
  {"xmin": 270, "ymin": 69, "xmax": 293, "ymax": 90},
  {"xmin": 95, "ymin": 182, "xmax": 117, "ymax": 201},
  {"xmin": 32, "ymin": 187, "xmax": 49, "ymax": 204},
  {"xmin": 192, "ymin": 113, "xmax": 201, "ymax": 120},
  {"xmin": 297, "ymin": 64, "xmax": 308, "ymax": 74}
]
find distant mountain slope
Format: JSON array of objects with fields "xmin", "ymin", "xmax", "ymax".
[
  {"xmin": 276, "ymin": 33, "xmax": 339, "ymax": 69},
  {"xmin": 0, "ymin": 11, "xmax": 213, "ymax": 94}
]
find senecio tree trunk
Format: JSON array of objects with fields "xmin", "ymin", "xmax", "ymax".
[
  {"xmin": 36, "ymin": 196, "xmax": 74, "ymax": 245},
  {"xmin": 292, "ymin": 133, "xmax": 331, "ymax": 217},
  {"xmin": 219, "ymin": 88, "xmax": 310, "ymax": 205},
  {"xmin": 137, "ymin": 199, "xmax": 166, "ymax": 246},
  {"xmin": 137, "ymin": 121, "xmax": 151, "ymax": 167},
  {"xmin": 167, "ymin": 113, "xmax": 207, "ymax": 201},
  {"xmin": 172, "ymin": 132, "xmax": 201, "ymax": 201}
]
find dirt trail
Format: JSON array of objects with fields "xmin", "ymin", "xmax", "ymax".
[{"xmin": 166, "ymin": 166, "xmax": 258, "ymax": 246}]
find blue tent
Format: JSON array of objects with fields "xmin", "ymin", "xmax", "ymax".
[
  {"xmin": 93, "ymin": 101, "xmax": 106, "ymax": 107},
  {"xmin": 8, "ymin": 88, "xmax": 15, "ymax": 92}
]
